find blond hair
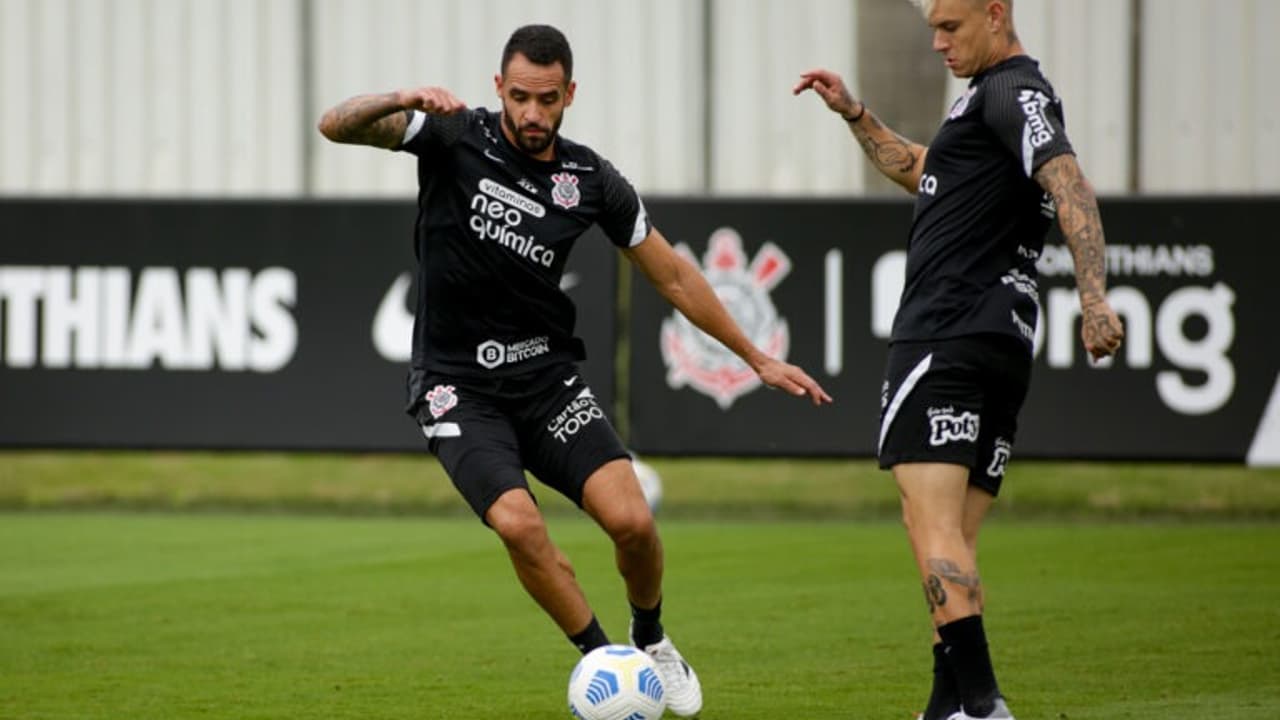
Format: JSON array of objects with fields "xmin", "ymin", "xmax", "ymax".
[{"xmin": 909, "ymin": 0, "xmax": 1013, "ymax": 19}]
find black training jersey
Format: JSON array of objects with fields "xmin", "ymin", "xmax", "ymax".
[
  {"xmin": 891, "ymin": 55, "xmax": 1073, "ymax": 351},
  {"xmin": 395, "ymin": 107, "xmax": 650, "ymax": 402}
]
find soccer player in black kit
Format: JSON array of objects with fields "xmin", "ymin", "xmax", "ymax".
[
  {"xmin": 796, "ymin": 1, "xmax": 1123, "ymax": 719},
  {"xmin": 318, "ymin": 24, "xmax": 831, "ymax": 717}
]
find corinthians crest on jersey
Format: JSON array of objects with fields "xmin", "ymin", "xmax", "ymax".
[
  {"xmin": 550, "ymin": 171, "xmax": 581, "ymax": 209},
  {"xmin": 660, "ymin": 227, "xmax": 792, "ymax": 409}
]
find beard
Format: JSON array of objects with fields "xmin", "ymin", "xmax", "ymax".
[{"xmin": 503, "ymin": 110, "xmax": 562, "ymax": 155}]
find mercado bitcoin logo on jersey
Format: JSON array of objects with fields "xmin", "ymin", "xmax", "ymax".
[{"xmin": 660, "ymin": 228, "xmax": 791, "ymax": 409}]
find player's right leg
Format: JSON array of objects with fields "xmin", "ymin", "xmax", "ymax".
[{"xmin": 415, "ymin": 375, "xmax": 609, "ymax": 654}]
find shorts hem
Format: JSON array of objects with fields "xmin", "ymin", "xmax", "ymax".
[
  {"xmin": 473, "ymin": 481, "xmax": 533, "ymax": 525},
  {"xmin": 877, "ymin": 453, "xmax": 975, "ymax": 471},
  {"xmin": 568, "ymin": 450, "xmax": 634, "ymax": 507}
]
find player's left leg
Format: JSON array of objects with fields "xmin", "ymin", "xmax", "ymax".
[
  {"xmin": 580, "ymin": 460, "xmax": 703, "ymax": 718},
  {"xmin": 581, "ymin": 458, "xmax": 663, "ymax": 609},
  {"xmin": 517, "ymin": 366, "xmax": 702, "ymax": 717},
  {"xmin": 941, "ymin": 337, "xmax": 1028, "ymax": 720}
]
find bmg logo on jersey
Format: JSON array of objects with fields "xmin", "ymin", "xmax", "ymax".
[
  {"xmin": 548, "ymin": 387, "xmax": 604, "ymax": 443},
  {"xmin": 927, "ymin": 406, "xmax": 981, "ymax": 446},
  {"xmin": 469, "ymin": 179, "xmax": 556, "ymax": 267},
  {"xmin": 1017, "ymin": 89, "xmax": 1055, "ymax": 149}
]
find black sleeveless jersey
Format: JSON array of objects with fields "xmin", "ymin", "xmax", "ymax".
[
  {"xmin": 395, "ymin": 107, "xmax": 650, "ymax": 400},
  {"xmin": 891, "ymin": 56, "xmax": 1074, "ymax": 351}
]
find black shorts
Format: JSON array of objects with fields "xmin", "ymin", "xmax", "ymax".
[
  {"xmin": 877, "ymin": 334, "xmax": 1032, "ymax": 495},
  {"xmin": 411, "ymin": 363, "xmax": 629, "ymax": 520}
]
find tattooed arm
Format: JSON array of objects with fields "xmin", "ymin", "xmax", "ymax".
[
  {"xmin": 317, "ymin": 87, "xmax": 467, "ymax": 149},
  {"xmin": 793, "ymin": 68, "xmax": 927, "ymax": 194},
  {"xmin": 1034, "ymin": 154, "xmax": 1124, "ymax": 360}
]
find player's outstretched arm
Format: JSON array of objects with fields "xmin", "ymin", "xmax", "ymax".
[
  {"xmin": 317, "ymin": 87, "xmax": 467, "ymax": 149},
  {"xmin": 793, "ymin": 68, "xmax": 928, "ymax": 195},
  {"xmin": 1034, "ymin": 154, "xmax": 1124, "ymax": 360},
  {"xmin": 624, "ymin": 229, "xmax": 833, "ymax": 405}
]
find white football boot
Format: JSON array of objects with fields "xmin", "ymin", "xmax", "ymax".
[
  {"xmin": 631, "ymin": 624, "xmax": 702, "ymax": 717},
  {"xmin": 947, "ymin": 697, "xmax": 1016, "ymax": 720}
]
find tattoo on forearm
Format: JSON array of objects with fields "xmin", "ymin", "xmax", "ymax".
[
  {"xmin": 1037, "ymin": 156, "xmax": 1106, "ymax": 301},
  {"xmin": 852, "ymin": 114, "xmax": 920, "ymax": 177},
  {"xmin": 321, "ymin": 92, "xmax": 406, "ymax": 148},
  {"xmin": 927, "ymin": 558, "xmax": 982, "ymax": 606},
  {"xmin": 1035, "ymin": 156, "xmax": 1123, "ymax": 348}
]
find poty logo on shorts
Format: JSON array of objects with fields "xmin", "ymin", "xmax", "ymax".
[
  {"xmin": 927, "ymin": 406, "xmax": 981, "ymax": 446},
  {"xmin": 660, "ymin": 227, "xmax": 791, "ymax": 409},
  {"xmin": 425, "ymin": 384, "xmax": 458, "ymax": 419},
  {"xmin": 550, "ymin": 172, "xmax": 580, "ymax": 210}
]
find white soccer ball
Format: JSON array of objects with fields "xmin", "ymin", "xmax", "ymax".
[
  {"xmin": 567, "ymin": 644, "xmax": 666, "ymax": 720},
  {"xmin": 631, "ymin": 456, "xmax": 663, "ymax": 513}
]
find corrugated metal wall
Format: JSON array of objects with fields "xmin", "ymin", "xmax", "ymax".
[
  {"xmin": 709, "ymin": 0, "xmax": 861, "ymax": 195},
  {"xmin": 1140, "ymin": 0, "xmax": 1280, "ymax": 193},
  {"xmin": 0, "ymin": 0, "xmax": 303, "ymax": 196},
  {"xmin": 310, "ymin": 0, "xmax": 705, "ymax": 196},
  {"xmin": 0, "ymin": 0, "xmax": 1275, "ymax": 197}
]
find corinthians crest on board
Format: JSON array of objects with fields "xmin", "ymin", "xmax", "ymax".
[{"xmin": 660, "ymin": 227, "xmax": 792, "ymax": 409}]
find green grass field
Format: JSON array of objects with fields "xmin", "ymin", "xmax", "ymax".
[
  {"xmin": 3, "ymin": 513, "xmax": 1278, "ymax": 719},
  {"xmin": 4, "ymin": 452, "xmax": 1280, "ymax": 519}
]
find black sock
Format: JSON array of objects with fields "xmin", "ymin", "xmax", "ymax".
[
  {"xmin": 629, "ymin": 598, "xmax": 664, "ymax": 648},
  {"xmin": 923, "ymin": 642, "xmax": 961, "ymax": 720},
  {"xmin": 568, "ymin": 615, "xmax": 610, "ymax": 654},
  {"xmin": 938, "ymin": 615, "xmax": 1000, "ymax": 717}
]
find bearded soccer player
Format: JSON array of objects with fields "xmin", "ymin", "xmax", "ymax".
[
  {"xmin": 319, "ymin": 24, "xmax": 832, "ymax": 716},
  {"xmin": 796, "ymin": 1, "xmax": 1123, "ymax": 719}
]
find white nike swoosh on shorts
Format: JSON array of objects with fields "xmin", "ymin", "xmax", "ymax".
[{"xmin": 421, "ymin": 422, "xmax": 461, "ymax": 438}]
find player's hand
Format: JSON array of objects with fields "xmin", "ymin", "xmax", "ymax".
[
  {"xmin": 1081, "ymin": 297, "xmax": 1124, "ymax": 360},
  {"xmin": 793, "ymin": 69, "xmax": 861, "ymax": 119},
  {"xmin": 397, "ymin": 87, "xmax": 467, "ymax": 115},
  {"xmin": 756, "ymin": 358, "xmax": 834, "ymax": 406}
]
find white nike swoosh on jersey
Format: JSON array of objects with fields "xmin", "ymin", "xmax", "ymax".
[
  {"xmin": 373, "ymin": 273, "xmax": 415, "ymax": 362},
  {"xmin": 483, "ymin": 149, "xmax": 505, "ymax": 164},
  {"xmin": 564, "ymin": 376, "xmax": 578, "ymax": 386}
]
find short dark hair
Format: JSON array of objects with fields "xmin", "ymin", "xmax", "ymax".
[{"xmin": 501, "ymin": 24, "xmax": 573, "ymax": 83}]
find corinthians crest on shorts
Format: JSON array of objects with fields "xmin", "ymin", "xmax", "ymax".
[
  {"xmin": 660, "ymin": 227, "xmax": 791, "ymax": 409},
  {"xmin": 550, "ymin": 172, "xmax": 580, "ymax": 209},
  {"xmin": 425, "ymin": 384, "xmax": 459, "ymax": 419}
]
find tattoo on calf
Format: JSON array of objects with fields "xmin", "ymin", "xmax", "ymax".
[
  {"xmin": 924, "ymin": 575, "xmax": 947, "ymax": 613},
  {"xmin": 927, "ymin": 558, "xmax": 982, "ymax": 606}
]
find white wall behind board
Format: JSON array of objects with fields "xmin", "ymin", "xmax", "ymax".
[
  {"xmin": 1140, "ymin": 0, "xmax": 1280, "ymax": 193},
  {"xmin": 0, "ymin": 0, "xmax": 303, "ymax": 196},
  {"xmin": 1, "ymin": 0, "xmax": 1275, "ymax": 197},
  {"xmin": 309, "ymin": 0, "xmax": 705, "ymax": 197}
]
